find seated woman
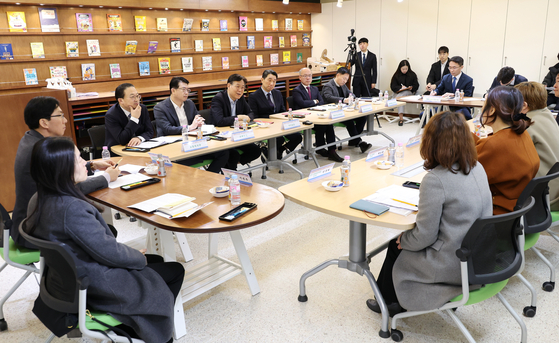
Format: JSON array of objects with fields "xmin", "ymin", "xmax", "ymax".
[
  {"xmin": 366, "ymin": 111, "xmax": 492, "ymax": 316},
  {"xmin": 23, "ymin": 137, "xmax": 184, "ymax": 343},
  {"xmin": 475, "ymin": 86, "xmax": 540, "ymax": 215},
  {"xmin": 390, "ymin": 60, "xmax": 419, "ymax": 126}
]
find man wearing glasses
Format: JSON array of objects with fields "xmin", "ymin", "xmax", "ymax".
[
  {"xmin": 153, "ymin": 77, "xmax": 229, "ymax": 173},
  {"xmin": 430, "ymin": 56, "xmax": 474, "ymax": 119},
  {"xmin": 105, "ymin": 83, "xmax": 154, "ymax": 149}
]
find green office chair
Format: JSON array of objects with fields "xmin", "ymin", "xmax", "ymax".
[{"xmin": 389, "ymin": 197, "xmax": 534, "ymax": 343}]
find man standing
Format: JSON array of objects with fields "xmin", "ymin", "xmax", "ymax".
[
  {"xmin": 351, "ymin": 38, "xmax": 378, "ymax": 97},
  {"xmin": 425, "ymin": 46, "xmax": 451, "ymax": 94},
  {"xmin": 488, "ymin": 66, "xmax": 528, "ymax": 92},
  {"xmin": 153, "ymin": 77, "xmax": 229, "ymax": 173},
  {"xmin": 431, "ymin": 56, "xmax": 474, "ymax": 119},
  {"xmin": 322, "ymin": 67, "xmax": 372, "ymax": 153}
]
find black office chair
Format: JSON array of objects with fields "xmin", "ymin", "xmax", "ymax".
[
  {"xmin": 87, "ymin": 125, "xmax": 105, "ymax": 160},
  {"xmin": 151, "ymin": 120, "xmax": 157, "ymax": 137},
  {"xmin": 286, "ymin": 96, "xmax": 294, "ymax": 110},
  {"xmin": 199, "ymin": 108, "xmax": 212, "ymax": 124}
]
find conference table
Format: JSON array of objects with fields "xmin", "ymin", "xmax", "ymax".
[{"xmin": 87, "ymin": 156, "xmax": 285, "ymax": 339}]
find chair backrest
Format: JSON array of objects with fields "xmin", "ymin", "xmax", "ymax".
[
  {"xmin": 199, "ymin": 108, "xmax": 212, "ymax": 124},
  {"xmin": 514, "ymin": 162, "xmax": 559, "ymax": 234},
  {"xmin": 457, "ymin": 197, "xmax": 534, "ymax": 286},
  {"xmin": 0, "ymin": 202, "xmax": 11, "ymax": 247},
  {"xmin": 151, "ymin": 120, "xmax": 158, "ymax": 138},
  {"xmin": 286, "ymin": 96, "xmax": 294, "ymax": 110},
  {"xmin": 87, "ymin": 125, "xmax": 106, "ymax": 159}
]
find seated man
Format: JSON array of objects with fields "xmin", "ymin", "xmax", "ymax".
[
  {"xmin": 248, "ymin": 69, "xmax": 302, "ymax": 159},
  {"xmin": 210, "ymin": 73, "xmax": 261, "ymax": 170},
  {"xmin": 322, "ymin": 67, "xmax": 372, "ymax": 153},
  {"xmin": 488, "ymin": 66, "xmax": 527, "ymax": 92},
  {"xmin": 424, "ymin": 46, "xmax": 450, "ymax": 95},
  {"xmin": 543, "ymin": 53, "xmax": 559, "ymax": 106},
  {"xmin": 293, "ymin": 67, "xmax": 343, "ymax": 162},
  {"xmin": 153, "ymin": 77, "xmax": 228, "ymax": 173},
  {"xmin": 431, "ymin": 56, "xmax": 474, "ymax": 119},
  {"xmin": 105, "ymin": 83, "xmax": 154, "ymax": 150},
  {"xmin": 12, "ymin": 96, "xmax": 119, "ymax": 249}
]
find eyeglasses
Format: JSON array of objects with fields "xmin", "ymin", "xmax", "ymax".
[
  {"xmin": 231, "ymin": 84, "xmax": 246, "ymax": 90},
  {"xmin": 50, "ymin": 114, "xmax": 65, "ymax": 119},
  {"xmin": 301, "ymin": 74, "xmax": 312, "ymax": 78},
  {"xmin": 448, "ymin": 66, "xmax": 461, "ymax": 70},
  {"xmin": 128, "ymin": 94, "xmax": 142, "ymax": 100},
  {"xmin": 178, "ymin": 87, "xmax": 191, "ymax": 93}
]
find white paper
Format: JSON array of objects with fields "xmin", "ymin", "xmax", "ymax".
[
  {"xmin": 136, "ymin": 136, "xmax": 181, "ymax": 148},
  {"xmin": 153, "ymin": 201, "xmax": 213, "ymax": 219},
  {"xmin": 401, "ymin": 95, "xmax": 422, "ymax": 101},
  {"xmin": 362, "ymin": 184, "xmax": 420, "ymax": 212},
  {"xmin": 118, "ymin": 164, "xmax": 145, "ymax": 174},
  {"xmin": 128, "ymin": 193, "xmax": 195, "ymax": 213},
  {"xmin": 109, "ymin": 173, "xmax": 152, "ymax": 189},
  {"xmin": 188, "ymin": 125, "xmax": 217, "ymax": 136},
  {"xmin": 462, "ymin": 97, "xmax": 485, "ymax": 101}
]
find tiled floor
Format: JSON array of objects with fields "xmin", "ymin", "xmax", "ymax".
[{"xmin": 2, "ymin": 117, "xmax": 559, "ymax": 342}]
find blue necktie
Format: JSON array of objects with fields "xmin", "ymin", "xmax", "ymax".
[
  {"xmin": 452, "ymin": 77, "xmax": 457, "ymax": 92},
  {"xmin": 267, "ymin": 92, "xmax": 274, "ymax": 110},
  {"xmin": 362, "ymin": 52, "xmax": 366, "ymax": 65}
]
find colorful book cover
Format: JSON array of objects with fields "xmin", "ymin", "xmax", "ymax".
[
  {"xmin": 157, "ymin": 18, "xmax": 168, "ymax": 32},
  {"xmin": 0, "ymin": 44, "xmax": 13, "ymax": 60},
  {"xmin": 125, "ymin": 40, "xmax": 137, "ymax": 55},
  {"xmin": 297, "ymin": 52, "xmax": 303, "ymax": 63},
  {"xmin": 272, "ymin": 20, "xmax": 278, "ymax": 31},
  {"xmin": 255, "ymin": 18, "xmax": 263, "ymax": 31},
  {"xmin": 107, "ymin": 14, "xmax": 122, "ymax": 32},
  {"xmin": 30, "ymin": 42, "xmax": 45, "ymax": 58},
  {"xmin": 147, "ymin": 41, "xmax": 158, "ymax": 54},
  {"xmin": 158, "ymin": 58, "xmax": 171, "ymax": 74},
  {"xmin": 239, "ymin": 16, "xmax": 248, "ymax": 31},
  {"xmin": 230, "ymin": 36, "xmax": 239, "ymax": 50},
  {"xmin": 290, "ymin": 35, "xmax": 297, "ymax": 47},
  {"xmin": 242, "ymin": 55, "xmax": 249, "ymax": 68},
  {"xmin": 302, "ymin": 33, "xmax": 310, "ymax": 47},
  {"xmin": 23, "ymin": 68, "xmax": 38, "ymax": 85},
  {"xmin": 86, "ymin": 39, "xmax": 101, "ymax": 56},
  {"xmin": 270, "ymin": 53, "xmax": 279, "ymax": 65},
  {"xmin": 65, "ymin": 41, "xmax": 79, "ymax": 57},
  {"xmin": 256, "ymin": 55, "xmax": 263, "ymax": 67},
  {"xmin": 222, "ymin": 56, "xmax": 229, "ymax": 70},
  {"xmin": 81, "ymin": 63, "xmax": 95, "ymax": 80},
  {"xmin": 202, "ymin": 56, "xmax": 212, "ymax": 71},
  {"xmin": 297, "ymin": 19, "xmax": 304, "ymax": 30},
  {"xmin": 279, "ymin": 37, "xmax": 285, "ymax": 48},
  {"xmin": 110, "ymin": 63, "xmax": 121, "ymax": 78},
  {"xmin": 139, "ymin": 61, "xmax": 150, "ymax": 76},
  {"xmin": 201, "ymin": 19, "xmax": 210, "ymax": 31},
  {"xmin": 283, "ymin": 51, "xmax": 291, "ymax": 64},
  {"xmin": 76, "ymin": 13, "xmax": 92, "ymax": 32},
  {"xmin": 285, "ymin": 18, "xmax": 293, "ymax": 31},
  {"xmin": 49, "ymin": 66, "xmax": 67, "ymax": 78},
  {"xmin": 212, "ymin": 38, "xmax": 221, "ymax": 51},
  {"xmin": 220, "ymin": 20, "xmax": 228, "ymax": 31},
  {"xmin": 247, "ymin": 36, "xmax": 256, "ymax": 49},
  {"xmin": 182, "ymin": 18, "xmax": 193, "ymax": 31},
  {"xmin": 38, "ymin": 7, "xmax": 60, "ymax": 32},
  {"xmin": 7, "ymin": 12, "xmax": 27, "ymax": 32},
  {"xmin": 182, "ymin": 57, "xmax": 193, "ymax": 72},
  {"xmin": 264, "ymin": 36, "xmax": 273, "ymax": 49},
  {"xmin": 135, "ymin": 16, "xmax": 147, "ymax": 32},
  {"xmin": 195, "ymin": 40, "xmax": 204, "ymax": 52},
  {"xmin": 170, "ymin": 38, "xmax": 181, "ymax": 53}
]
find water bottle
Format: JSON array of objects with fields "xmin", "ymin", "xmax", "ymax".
[
  {"xmin": 387, "ymin": 143, "xmax": 396, "ymax": 163},
  {"xmin": 288, "ymin": 108, "xmax": 293, "ymax": 121},
  {"xmin": 229, "ymin": 175, "xmax": 241, "ymax": 205},
  {"xmin": 460, "ymin": 89, "xmax": 465, "ymax": 101},
  {"xmin": 396, "ymin": 143, "xmax": 405, "ymax": 168},
  {"xmin": 196, "ymin": 126, "xmax": 203, "ymax": 140},
  {"xmin": 338, "ymin": 99, "xmax": 343, "ymax": 110},
  {"xmin": 157, "ymin": 153, "xmax": 166, "ymax": 176},
  {"xmin": 234, "ymin": 117, "xmax": 240, "ymax": 132},
  {"xmin": 340, "ymin": 156, "xmax": 350, "ymax": 187},
  {"xmin": 354, "ymin": 97, "xmax": 360, "ymax": 110},
  {"xmin": 383, "ymin": 90, "xmax": 389, "ymax": 101},
  {"xmin": 182, "ymin": 125, "xmax": 189, "ymax": 142},
  {"xmin": 455, "ymin": 88, "xmax": 460, "ymax": 103},
  {"xmin": 101, "ymin": 146, "xmax": 110, "ymax": 160},
  {"xmin": 242, "ymin": 119, "xmax": 248, "ymax": 131}
]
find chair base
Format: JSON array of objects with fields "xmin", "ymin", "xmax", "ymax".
[{"xmin": 0, "ymin": 318, "xmax": 7, "ymax": 331}]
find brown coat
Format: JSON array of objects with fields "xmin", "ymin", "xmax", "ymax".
[{"xmin": 474, "ymin": 129, "xmax": 540, "ymax": 214}]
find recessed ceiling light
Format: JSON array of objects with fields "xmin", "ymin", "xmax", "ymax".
[
  {"xmin": 180, "ymin": 9, "xmax": 183, "ymax": 11},
  {"xmin": 205, "ymin": 9, "xmax": 208, "ymax": 11},
  {"xmin": 15, "ymin": 2, "xmax": 20, "ymax": 4},
  {"xmin": 273, "ymin": 12, "xmax": 276, "ymax": 14},
  {"xmin": 165, "ymin": 8, "xmax": 168, "ymax": 10},
  {"xmin": 99, "ymin": 5, "xmax": 103, "ymax": 8},
  {"xmin": 79, "ymin": 5, "xmax": 83, "ymax": 7},
  {"xmin": 149, "ymin": 8, "xmax": 152, "ymax": 9},
  {"xmin": 118, "ymin": 6, "xmax": 122, "ymax": 9}
]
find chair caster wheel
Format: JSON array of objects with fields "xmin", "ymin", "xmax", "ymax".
[
  {"xmin": 261, "ymin": 175, "xmax": 267, "ymax": 179},
  {"xmin": 337, "ymin": 146, "xmax": 342, "ymax": 150},
  {"xmin": 292, "ymin": 159, "xmax": 297, "ymax": 164},
  {"xmin": 279, "ymin": 170, "xmax": 284, "ymax": 174},
  {"xmin": 391, "ymin": 329, "xmax": 403, "ymax": 342},
  {"xmin": 248, "ymin": 172, "xmax": 253, "ymax": 177},
  {"xmin": 130, "ymin": 217, "xmax": 137, "ymax": 222},
  {"xmin": 114, "ymin": 213, "xmax": 121, "ymax": 220},
  {"xmin": 0, "ymin": 318, "xmax": 7, "ymax": 331},
  {"xmin": 523, "ymin": 306, "xmax": 536, "ymax": 317},
  {"xmin": 543, "ymin": 281, "xmax": 555, "ymax": 292},
  {"xmin": 304, "ymin": 155, "xmax": 309, "ymax": 160},
  {"xmin": 298, "ymin": 295, "xmax": 308, "ymax": 302}
]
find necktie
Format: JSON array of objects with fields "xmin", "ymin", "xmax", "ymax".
[
  {"xmin": 452, "ymin": 77, "xmax": 457, "ymax": 92},
  {"xmin": 362, "ymin": 52, "xmax": 366, "ymax": 65},
  {"xmin": 128, "ymin": 114, "xmax": 131, "ymax": 120},
  {"xmin": 307, "ymin": 86, "xmax": 312, "ymax": 99},
  {"xmin": 266, "ymin": 92, "xmax": 274, "ymax": 109}
]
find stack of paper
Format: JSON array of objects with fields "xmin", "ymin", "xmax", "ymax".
[
  {"xmin": 128, "ymin": 193, "xmax": 210, "ymax": 219},
  {"xmin": 362, "ymin": 184, "xmax": 420, "ymax": 212},
  {"xmin": 108, "ymin": 173, "xmax": 152, "ymax": 189},
  {"xmin": 137, "ymin": 136, "xmax": 181, "ymax": 149}
]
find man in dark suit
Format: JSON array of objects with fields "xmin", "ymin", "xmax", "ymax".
[
  {"xmin": 153, "ymin": 77, "xmax": 228, "ymax": 173},
  {"xmin": 104, "ymin": 83, "xmax": 154, "ymax": 149},
  {"xmin": 248, "ymin": 69, "xmax": 302, "ymax": 159},
  {"xmin": 425, "ymin": 46, "xmax": 451, "ymax": 95},
  {"xmin": 351, "ymin": 37, "xmax": 379, "ymax": 97},
  {"xmin": 210, "ymin": 73, "xmax": 261, "ymax": 170},
  {"xmin": 293, "ymin": 67, "xmax": 343, "ymax": 162},
  {"xmin": 488, "ymin": 66, "xmax": 528, "ymax": 92},
  {"xmin": 322, "ymin": 67, "xmax": 372, "ymax": 153},
  {"xmin": 432, "ymin": 56, "xmax": 475, "ymax": 119}
]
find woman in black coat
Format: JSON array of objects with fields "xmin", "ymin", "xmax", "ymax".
[{"xmin": 390, "ymin": 60, "xmax": 419, "ymax": 126}]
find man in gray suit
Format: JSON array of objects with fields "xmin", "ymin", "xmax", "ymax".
[{"xmin": 322, "ymin": 67, "xmax": 372, "ymax": 153}]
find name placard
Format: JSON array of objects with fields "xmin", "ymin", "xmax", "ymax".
[
  {"xmin": 359, "ymin": 104, "xmax": 373, "ymax": 113},
  {"xmin": 406, "ymin": 134, "xmax": 422, "ymax": 147},
  {"xmin": 329, "ymin": 109, "xmax": 345, "ymax": 119},
  {"xmin": 308, "ymin": 163, "xmax": 335, "ymax": 182},
  {"xmin": 182, "ymin": 138, "xmax": 209, "ymax": 152},
  {"xmin": 221, "ymin": 168, "xmax": 253, "ymax": 186},
  {"xmin": 148, "ymin": 153, "xmax": 172, "ymax": 167},
  {"xmin": 422, "ymin": 96, "xmax": 442, "ymax": 103},
  {"xmin": 231, "ymin": 130, "xmax": 255, "ymax": 142},
  {"xmin": 366, "ymin": 146, "xmax": 387, "ymax": 162},
  {"xmin": 385, "ymin": 99, "xmax": 398, "ymax": 107},
  {"xmin": 282, "ymin": 119, "xmax": 301, "ymax": 130}
]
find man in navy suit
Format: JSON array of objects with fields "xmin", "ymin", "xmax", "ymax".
[
  {"xmin": 153, "ymin": 77, "xmax": 228, "ymax": 173},
  {"xmin": 293, "ymin": 67, "xmax": 343, "ymax": 162},
  {"xmin": 351, "ymin": 37, "xmax": 379, "ymax": 97},
  {"xmin": 425, "ymin": 46, "xmax": 451, "ymax": 95},
  {"xmin": 488, "ymin": 66, "xmax": 528, "ymax": 92},
  {"xmin": 104, "ymin": 83, "xmax": 154, "ymax": 149},
  {"xmin": 248, "ymin": 69, "xmax": 302, "ymax": 159},
  {"xmin": 210, "ymin": 73, "xmax": 261, "ymax": 170},
  {"xmin": 432, "ymin": 56, "xmax": 474, "ymax": 119}
]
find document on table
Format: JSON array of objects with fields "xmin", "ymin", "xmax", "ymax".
[
  {"xmin": 362, "ymin": 184, "xmax": 420, "ymax": 215},
  {"xmin": 188, "ymin": 125, "xmax": 217, "ymax": 136},
  {"xmin": 136, "ymin": 136, "xmax": 181, "ymax": 149},
  {"xmin": 462, "ymin": 97, "xmax": 485, "ymax": 102},
  {"xmin": 118, "ymin": 164, "xmax": 145, "ymax": 174},
  {"xmin": 109, "ymin": 173, "xmax": 152, "ymax": 189},
  {"xmin": 400, "ymin": 95, "xmax": 422, "ymax": 101},
  {"xmin": 128, "ymin": 193, "xmax": 211, "ymax": 219}
]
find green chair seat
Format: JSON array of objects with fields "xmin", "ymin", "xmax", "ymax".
[
  {"xmin": 524, "ymin": 232, "xmax": 540, "ymax": 250},
  {"xmin": 189, "ymin": 159, "xmax": 213, "ymax": 169},
  {"xmin": 0, "ymin": 237, "xmax": 40, "ymax": 265},
  {"xmin": 81, "ymin": 311, "xmax": 122, "ymax": 331},
  {"xmin": 551, "ymin": 211, "xmax": 559, "ymax": 223},
  {"xmin": 450, "ymin": 279, "xmax": 509, "ymax": 306},
  {"xmin": 333, "ymin": 122, "xmax": 346, "ymax": 128}
]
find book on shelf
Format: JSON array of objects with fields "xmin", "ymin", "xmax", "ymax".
[
  {"xmin": 285, "ymin": 18, "xmax": 293, "ymax": 31},
  {"xmin": 107, "ymin": 14, "xmax": 122, "ymax": 32},
  {"xmin": 279, "ymin": 37, "xmax": 285, "ymax": 48},
  {"xmin": 256, "ymin": 55, "xmax": 263, "ymax": 67},
  {"xmin": 220, "ymin": 19, "xmax": 228, "ymax": 31},
  {"xmin": 135, "ymin": 16, "xmax": 147, "ymax": 31},
  {"xmin": 182, "ymin": 18, "xmax": 193, "ymax": 31},
  {"xmin": 49, "ymin": 66, "xmax": 67, "ymax": 78},
  {"xmin": 272, "ymin": 20, "xmax": 278, "ymax": 31},
  {"xmin": 170, "ymin": 38, "xmax": 181, "ymax": 53},
  {"xmin": 30, "ymin": 42, "xmax": 45, "ymax": 59},
  {"xmin": 0, "ymin": 43, "xmax": 14, "ymax": 60},
  {"xmin": 283, "ymin": 51, "xmax": 291, "ymax": 64},
  {"xmin": 264, "ymin": 36, "xmax": 273, "ymax": 48},
  {"xmin": 182, "ymin": 57, "xmax": 193, "ymax": 72},
  {"xmin": 7, "ymin": 11, "xmax": 27, "ymax": 32},
  {"xmin": 81, "ymin": 63, "xmax": 95, "ymax": 80},
  {"xmin": 270, "ymin": 53, "xmax": 279, "ymax": 65},
  {"xmin": 195, "ymin": 40, "xmax": 204, "ymax": 52},
  {"xmin": 202, "ymin": 56, "xmax": 212, "ymax": 71},
  {"xmin": 38, "ymin": 7, "xmax": 60, "ymax": 32},
  {"xmin": 23, "ymin": 68, "xmax": 38, "ymax": 85},
  {"xmin": 239, "ymin": 16, "xmax": 248, "ymax": 31},
  {"xmin": 75, "ymin": 13, "xmax": 93, "ymax": 32},
  {"xmin": 201, "ymin": 19, "xmax": 210, "ymax": 31},
  {"xmin": 158, "ymin": 58, "xmax": 171, "ymax": 74},
  {"xmin": 65, "ymin": 41, "xmax": 79, "ymax": 57},
  {"xmin": 247, "ymin": 36, "xmax": 255, "ymax": 49},
  {"xmin": 297, "ymin": 52, "xmax": 303, "ymax": 63},
  {"xmin": 242, "ymin": 55, "xmax": 249, "ymax": 68},
  {"xmin": 297, "ymin": 19, "xmax": 304, "ymax": 30},
  {"xmin": 290, "ymin": 35, "xmax": 297, "ymax": 47},
  {"xmin": 157, "ymin": 18, "xmax": 168, "ymax": 32},
  {"xmin": 147, "ymin": 41, "xmax": 158, "ymax": 54},
  {"xmin": 255, "ymin": 18, "xmax": 264, "ymax": 31},
  {"xmin": 212, "ymin": 38, "xmax": 221, "ymax": 51},
  {"xmin": 222, "ymin": 56, "xmax": 230, "ymax": 70},
  {"xmin": 109, "ymin": 63, "xmax": 121, "ymax": 78},
  {"xmin": 86, "ymin": 39, "xmax": 101, "ymax": 56},
  {"xmin": 230, "ymin": 37, "xmax": 239, "ymax": 50},
  {"xmin": 125, "ymin": 40, "xmax": 137, "ymax": 55},
  {"xmin": 139, "ymin": 61, "xmax": 150, "ymax": 76},
  {"xmin": 302, "ymin": 33, "xmax": 310, "ymax": 47}
]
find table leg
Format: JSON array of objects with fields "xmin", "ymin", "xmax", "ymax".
[
  {"xmin": 229, "ymin": 230, "xmax": 260, "ymax": 296},
  {"xmin": 174, "ymin": 233, "xmax": 194, "ymax": 262},
  {"xmin": 208, "ymin": 232, "xmax": 218, "ymax": 257}
]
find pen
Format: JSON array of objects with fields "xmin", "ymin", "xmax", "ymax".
[
  {"xmin": 122, "ymin": 180, "xmax": 149, "ymax": 189},
  {"xmin": 391, "ymin": 198, "xmax": 418, "ymax": 207},
  {"xmin": 114, "ymin": 158, "xmax": 123, "ymax": 168}
]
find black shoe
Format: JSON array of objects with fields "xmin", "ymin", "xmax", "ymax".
[
  {"xmin": 359, "ymin": 141, "xmax": 372, "ymax": 153},
  {"xmin": 328, "ymin": 150, "xmax": 344, "ymax": 163},
  {"xmin": 366, "ymin": 299, "xmax": 405, "ymax": 317},
  {"xmin": 316, "ymin": 149, "xmax": 329, "ymax": 157},
  {"xmin": 277, "ymin": 146, "xmax": 286, "ymax": 160},
  {"xmin": 348, "ymin": 141, "xmax": 360, "ymax": 147},
  {"xmin": 398, "ymin": 120, "xmax": 404, "ymax": 126}
]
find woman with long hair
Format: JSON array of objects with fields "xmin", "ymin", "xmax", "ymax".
[{"xmin": 390, "ymin": 59, "xmax": 419, "ymax": 126}]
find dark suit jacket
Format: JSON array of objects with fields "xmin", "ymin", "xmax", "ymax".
[
  {"xmin": 153, "ymin": 97, "xmax": 198, "ymax": 136},
  {"xmin": 104, "ymin": 103, "xmax": 153, "ymax": 147},
  {"xmin": 351, "ymin": 50, "xmax": 378, "ymax": 85},
  {"xmin": 435, "ymin": 73, "xmax": 474, "ymax": 97},
  {"xmin": 321, "ymin": 78, "xmax": 350, "ymax": 104},
  {"xmin": 427, "ymin": 60, "xmax": 451, "ymax": 87},
  {"xmin": 488, "ymin": 74, "xmax": 528, "ymax": 91},
  {"xmin": 292, "ymin": 83, "xmax": 324, "ymax": 110},
  {"xmin": 210, "ymin": 90, "xmax": 255, "ymax": 127},
  {"xmin": 248, "ymin": 87, "xmax": 286, "ymax": 118}
]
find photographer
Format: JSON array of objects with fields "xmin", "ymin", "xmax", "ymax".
[{"xmin": 350, "ymin": 37, "xmax": 379, "ymax": 97}]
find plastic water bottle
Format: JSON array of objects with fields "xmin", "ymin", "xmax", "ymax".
[
  {"xmin": 455, "ymin": 88, "xmax": 460, "ymax": 103},
  {"xmin": 157, "ymin": 153, "xmax": 166, "ymax": 176},
  {"xmin": 242, "ymin": 119, "xmax": 248, "ymax": 131},
  {"xmin": 229, "ymin": 175, "xmax": 241, "ymax": 205},
  {"xmin": 182, "ymin": 125, "xmax": 189, "ymax": 142},
  {"xmin": 101, "ymin": 146, "xmax": 110, "ymax": 160},
  {"xmin": 196, "ymin": 126, "xmax": 203, "ymax": 140},
  {"xmin": 288, "ymin": 108, "xmax": 293, "ymax": 121},
  {"xmin": 395, "ymin": 143, "xmax": 405, "ymax": 168},
  {"xmin": 338, "ymin": 99, "xmax": 343, "ymax": 110},
  {"xmin": 344, "ymin": 155, "xmax": 351, "ymax": 172},
  {"xmin": 340, "ymin": 156, "xmax": 350, "ymax": 187},
  {"xmin": 234, "ymin": 117, "xmax": 240, "ymax": 132},
  {"xmin": 384, "ymin": 90, "xmax": 389, "ymax": 101},
  {"xmin": 460, "ymin": 89, "xmax": 465, "ymax": 101}
]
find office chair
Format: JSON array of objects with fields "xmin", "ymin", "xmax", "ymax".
[
  {"xmin": 198, "ymin": 108, "xmax": 212, "ymax": 124},
  {"xmin": 0, "ymin": 202, "xmax": 40, "ymax": 332},
  {"xmin": 18, "ymin": 219, "xmax": 144, "ymax": 343},
  {"xmin": 286, "ymin": 96, "xmax": 294, "ymax": 110},
  {"xmin": 389, "ymin": 197, "xmax": 534, "ymax": 343},
  {"xmin": 87, "ymin": 125, "xmax": 105, "ymax": 160},
  {"xmin": 151, "ymin": 120, "xmax": 157, "ymax": 137}
]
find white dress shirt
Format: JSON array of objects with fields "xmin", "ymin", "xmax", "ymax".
[{"xmin": 171, "ymin": 99, "xmax": 189, "ymax": 127}]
